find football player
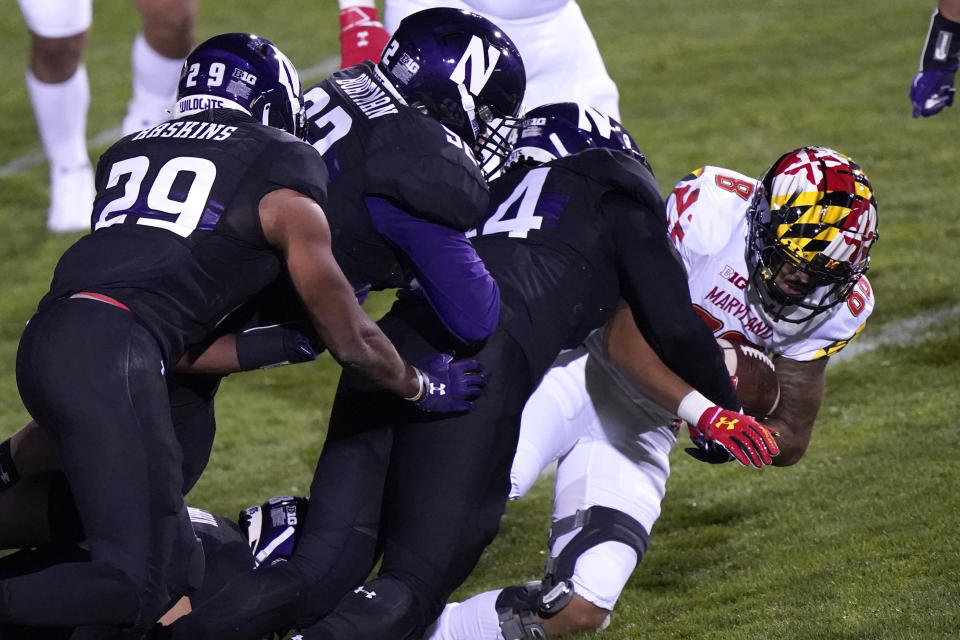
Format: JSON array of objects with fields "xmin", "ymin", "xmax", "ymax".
[
  {"xmin": 17, "ymin": 0, "xmax": 197, "ymax": 233},
  {"xmin": 428, "ymin": 143, "xmax": 879, "ymax": 639},
  {"xmin": 336, "ymin": 0, "xmax": 621, "ymax": 119},
  {"xmin": 169, "ymin": 98, "xmax": 777, "ymax": 640},
  {"xmin": 292, "ymin": 6, "xmax": 524, "ymax": 343},
  {"xmin": 2, "ymin": 32, "xmax": 484, "ymax": 637},
  {"xmin": 910, "ymin": 0, "xmax": 960, "ymax": 118},
  {"xmin": 0, "ymin": 495, "xmax": 309, "ymax": 639}
]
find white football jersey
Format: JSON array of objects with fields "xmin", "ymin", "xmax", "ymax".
[{"xmin": 665, "ymin": 165, "xmax": 874, "ymax": 362}]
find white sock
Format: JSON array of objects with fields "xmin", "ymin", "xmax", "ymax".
[
  {"xmin": 25, "ymin": 66, "xmax": 91, "ymax": 171},
  {"xmin": 123, "ymin": 32, "xmax": 184, "ymax": 133},
  {"xmin": 427, "ymin": 589, "xmax": 505, "ymax": 640}
]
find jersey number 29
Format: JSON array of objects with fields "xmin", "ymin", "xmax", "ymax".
[{"xmin": 94, "ymin": 155, "xmax": 216, "ymax": 238}]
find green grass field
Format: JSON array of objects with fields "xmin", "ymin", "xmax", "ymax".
[{"xmin": 1, "ymin": 1, "xmax": 958, "ymax": 638}]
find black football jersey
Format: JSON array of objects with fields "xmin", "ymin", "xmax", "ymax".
[
  {"xmin": 40, "ymin": 110, "xmax": 329, "ymax": 365},
  {"xmin": 475, "ymin": 148, "xmax": 738, "ymax": 407},
  {"xmin": 302, "ymin": 62, "xmax": 489, "ymax": 292},
  {"xmin": 471, "ymin": 149, "xmax": 665, "ymax": 373}
]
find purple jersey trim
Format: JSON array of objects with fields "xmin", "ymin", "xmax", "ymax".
[{"xmin": 366, "ymin": 195, "xmax": 499, "ymax": 342}]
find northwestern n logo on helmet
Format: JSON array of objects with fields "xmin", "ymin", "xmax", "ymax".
[
  {"xmin": 577, "ymin": 105, "xmax": 615, "ymax": 140},
  {"xmin": 450, "ymin": 35, "xmax": 501, "ymax": 95}
]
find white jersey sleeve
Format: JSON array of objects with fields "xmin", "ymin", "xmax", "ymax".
[{"xmin": 665, "ymin": 166, "xmax": 875, "ymax": 362}]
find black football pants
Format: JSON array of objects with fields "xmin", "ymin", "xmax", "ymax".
[{"xmin": 3, "ymin": 298, "xmax": 202, "ymax": 633}]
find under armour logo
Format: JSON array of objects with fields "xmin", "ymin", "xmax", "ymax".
[
  {"xmin": 428, "ymin": 382, "xmax": 446, "ymax": 396},
  {"xmin": 355, "ymin": 586, "xmax": 377, "ymax": 599},
  {"xmin": 715, "ymin": 417, "xmax": 740, "ymax": 430},
  {"xmin": 356, "ymin": 29, "xmax": 370, "ymax": 47}
]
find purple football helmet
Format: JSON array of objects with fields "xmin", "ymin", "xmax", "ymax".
[
  {"xmin": 505, "ymin": 102, "xmax": 648, "ymax": 170},
  {"xmin": 239, "ymin": 495, "xmax": 308, "ymax": 568},
  {"xmin": 175, "ymin": 33, "xmax": 305, "ymax": 138},
  {"xmin": 377, "ymin": 8, "xmax": 526, "ymax": 177}
]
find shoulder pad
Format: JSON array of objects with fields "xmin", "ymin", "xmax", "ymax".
[
  {"xmin": 548, "ymin": 149, "xmax": 664, "ymax": 212},
  {"xmin": 666, "ymin": 165, "xmax": 755, "ymax": 256},
  {"xmin": 265, "ymin": 138, "xmax": 329, "ymax": 207},
  {"xmin": 366, "ymin": 112, "xmax": 489, "ymax": 231}
]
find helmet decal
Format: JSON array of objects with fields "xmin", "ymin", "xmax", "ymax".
[
  {"xmin": 747, "ymin": 146, "xmax": 878, "ymax": 323},
  {"xmin": 375, "ymin": 8, "xmax": 526, "ymax": 178},
  {"xmin": 176, "ymin": 33, "xmax": 306, "ymax": 138},
  {"xmin": 450, "ymin": 35, "xmax": 501, "ymax": 96},
  {"xmin": 505, "ymin": 102, "xmax": 648, "ymax": 170}
]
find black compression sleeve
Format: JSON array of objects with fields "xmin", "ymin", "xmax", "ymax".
[{"xmin": 920, "ymin": 11, "xmax": 960, "ymax": 70}]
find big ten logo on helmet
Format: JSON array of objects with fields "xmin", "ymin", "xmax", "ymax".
[
  {"xmin": 450, "ymin": 35, "xmax": 501, "ymax": 94},
  {"xmin": 282, "ymin": 503, "xmax": 299, "ymax": 526},
  {"xmin": 233, "ymin": 68, "xmax": 257, "ymax": 85}
]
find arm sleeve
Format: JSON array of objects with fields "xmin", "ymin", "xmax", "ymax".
[
  {"xmin": 366, "ymin": 195, "xmax": 500, "ymax": 342},
  {"xmin": 608, "ymin": 192, "xmax": 739, "ymax": 409}
]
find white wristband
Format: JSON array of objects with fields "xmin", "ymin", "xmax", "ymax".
[{"xmin": 676, "ymin": 390, "xmax": 715, "ymax": 425}]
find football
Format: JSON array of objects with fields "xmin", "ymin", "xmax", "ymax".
[{"xmin": 717, "ymin": 339, "xmax": 780, "ymax": 418}]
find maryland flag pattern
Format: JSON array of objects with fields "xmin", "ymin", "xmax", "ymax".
[{"xmin": 767, "ymin": 146, "xmax": 878, "ymax": 276}]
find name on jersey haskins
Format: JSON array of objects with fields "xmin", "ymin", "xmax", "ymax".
[{"xmin": 132, "ymin": 119, "xmax": 238, "ymax": 142}]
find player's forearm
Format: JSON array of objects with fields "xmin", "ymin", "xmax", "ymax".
[
  {"xmin": 309, "ymin": 301, "xmax": 420, "ymax": 398},
  {"xmin": 765, "ymin": 356, "xmax": 826, "ymax": 466},
  {"xmin": 174, "ymin": 334, "xmax": 241, "ymax": 375},
  {"xmin": 602, "ymin": 303, "xmax": 694, "ymax": 414}
]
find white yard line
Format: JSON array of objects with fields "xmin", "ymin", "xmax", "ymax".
[
  {"xmin": 0, "ymin": 56, "xmax": 340, "ymax": 179},
  {"xmin": 828, "ymin": 301, "xmax": 960, "ymax": 366}
]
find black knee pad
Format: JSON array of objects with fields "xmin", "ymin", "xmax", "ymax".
[
  {"xmin": 545, "ymin": 506, "xmax": 650, "ymax": 586},
  {"xmin": 495, "ymin": 582, "xmax": 552, "ymax": 639}
]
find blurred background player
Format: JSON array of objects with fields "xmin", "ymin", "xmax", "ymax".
[
  {"xmin": 17, "ymin": 0, "xmax": 197, "ymax": 233},
  {"xmin": 910, "ymin": 0, "xmax": 960, "ymax": 117},
  {"xmin": 427, "ymin": 142, "xmax": 879, "ymax": 639},
  {"xmin": 338, "ymin": 0, "xmax": 392, "ymax": 68},
  {"xmin": 336, "ymin": 0, "xmax": 620, "ymax": 118}
]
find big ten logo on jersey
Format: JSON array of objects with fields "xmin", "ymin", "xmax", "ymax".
[
  {"xmin": 450, "ymin": 35, "xmax": 501, "ymax": 95},
  {"xmin": 720, "ymin": 264, "xmax": 749, "ymax": 290}
]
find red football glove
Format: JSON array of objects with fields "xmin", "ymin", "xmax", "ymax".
[
  {"xmin": 339, "ymin": 5, "xmax": 392, "ymax": 69},
  {"xmin": 690, "ymin": 407, "xmax": 780, "ymax": 468}
]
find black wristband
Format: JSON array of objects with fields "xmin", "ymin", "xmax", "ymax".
[
  {"xmin": 236, "ymin": 324, "xmax": 318, "ymax": 371},
  {"xmin": 0, "ymin": 438, "xmax": 20, "ymax": 491},
  {"xmin": 921, "ymin": 11, "xmax": 960, "ymax": 70}
]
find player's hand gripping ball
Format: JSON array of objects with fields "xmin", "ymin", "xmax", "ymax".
[{"xmin": 718, "ymin": 339, "xmax": 780, "ymax": 419}]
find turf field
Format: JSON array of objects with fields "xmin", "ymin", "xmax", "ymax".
[{"xmin": 1, "ymin": 1, "xmax": 958, "ymax": 638}]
